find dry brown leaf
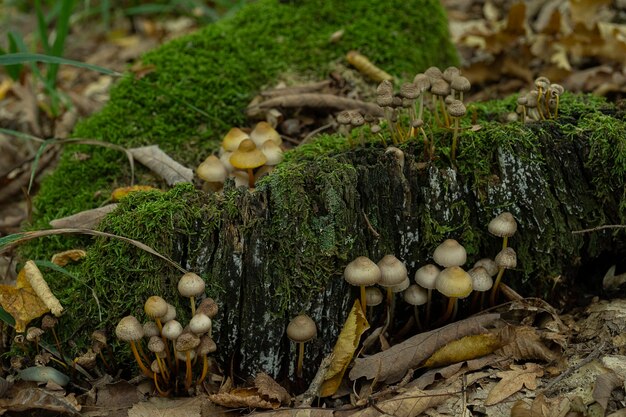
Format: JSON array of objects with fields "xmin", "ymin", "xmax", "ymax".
[
  {"xmin": 422, "ymin": 332, "xmax": 505, "ymax": 368},
  {"xmin": 23, "ymin": 260, "xmax": 63, "ymax": 317},
  {"xmin": 51, "ymin": 249, "xmax": 87, "ymax": 267},
  {"xmin": 0, "ymin": 388, "xmax": 81, "ymax": 415},
  {"xmin": 0, "ymin": 268, "xmax": 50, "ymax": 332},
  {"xmin": 111, "ymin": 185, "xmax": 160, "ymax": 202},
  {"xmin": 349, "ymin": 313, "xmax": 500, "ymax": 384},
  {"xmin": 320, "ymin": 300, "xmax": 370, "ymax": 397},
  {"xmin": 347, "ymin": 379, "xmax": 462, "ymax": 417},
  {"xmin": 510, "ymin": 394, "xmax": 571, "ymax": 417},
  {"xmin": 254, "ymin": 372, "xmax": 291, "ymax": 405},
  {"xmin": 209, "ymin": 387, "xmax": 280, "ymax": 410},
  {"xmin": 485, "ymin": 363, "xmax": 544, "ymax": 406},
  {"xmin": 569, "ymin": 0, "xmax": 612, "ymax": 29},
  {"xmin": 49, "ymin": 204, "xmax": 119, "ymax": 229},
  {"xmin": 592, "ymin": 370, "xmax": 621, "ymax": 411},
  {"xmin": 129, "ymin": 145, "xmax": 193, "ymax": 185},
  {"xmin": 128, "ymin": 396, "xmax": 209, "ymax": 417},
  {"xmin": 249, "ymin": 409, "xmax": 335, "ymax": 417},
  {"xmin": 497, "ymin": 325, "xmax": 558, "ymax": 362}
]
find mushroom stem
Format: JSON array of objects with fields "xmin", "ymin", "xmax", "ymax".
[
  {"xmin": 130, "ymin": 341, "xmax": 154, "ymax": 379},
  {"xmin": 154, "ymin": 373, "xmax": 168, "ymax": 396},
  {"xmin": 502, "ymin": 236, "xmax": 509, "ymax": 250},
  {"xmin": 360, "ymin": 285, "xmax": 367, "ymax": 315},
  {"xmin": 296, "ymin": 341, "xmax": 305, "ymax": 378},
  {"xmin": 490, "ymin": 268, "xmax": 506, "ymax": 306},
  {"xmin": 451, "ymin": 117, "xmax": 460, "ymax": 161},
  {"xmin": 413, "ymin": 306, "xmax": 422, "ymax": 331},
  {"xmin": 246, "ymin": 168, "xmax": 255, "ymax": 188},
  {"xmin": 198, "ymin": 355, "xmax": 209, "ymax": 385},
  {"xmin": 439, "ymin": 297, "xmax": 457, "ymax": 325},
  {"xmin": 156, "ymin": 355, "xmax": 169, "ymax": 380},
  {"xmin": 470, "ymin": 291, "xmax": 480, "ymax": 313},
  {"xmin": 190, "ymin": 296, "xmax": 197, "ymax": 316},
  {"xmin": 386, "ymin": 288, "xmax": 395, "ymax": 328},
  {"xmin": 425, "ymin": 289, "xmax": 433, "ymax": 326},
  {"xmin": 185, "ymin": 351, "xmax": 193, "ymax": 390}
]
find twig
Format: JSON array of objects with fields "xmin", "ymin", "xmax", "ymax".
[
  {"xmin": 362, "ymin": 210, "xmax": 380, "ymax": 238},
  {"xmin": 248, "ymin": 93, "xmax": 384, "ymax": 117},
  {"xmin": 542, "ymin": 341, "xmax": 606, "ymax": 395},
  {"xmin": 261, "ymin": 81, "xmax": 332, "ymax": 97},
  {"xmin": 572, "ymin": 225, "xmax": 626, "ymax": 234},
  {"xmin": 301, "ymin": 123, "xmax": 334, "ymax": 145},
  {"xmin": 295, "ymin": 353, "xmax": 334, "ymax": 407}
]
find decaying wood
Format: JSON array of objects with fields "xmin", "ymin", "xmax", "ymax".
[
  {"xmin": 247, "ymin": 94, "xmax": 384, "ymax": 117},
  {"xmin": 261, "ymin": 81, "xmax": 333, "ymax": 97}
]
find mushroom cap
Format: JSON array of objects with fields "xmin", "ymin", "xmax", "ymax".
[
  {"xmin": 176, "ymin": 349, "xmax": 196, "ymax": 361},
  {"xmin": 430, "ymin": 78, "xmax": 450, "ymax": 96},
  {"xmin": 115, "ymin": 315, "xmax": 144, "ymax": 342},
  {"xmin": 413, "ymin": 73, "xmax": 431, "ymax": 93},
  {"xmin": 219, "ymin": 151, "xmax": 235, "ymax": 172},
  {"xmin": 198, "ymin": 335, "xmax": 217, "ymax": 355},
  {"xmin": 147, "ymin": 335, "xmax": 165, "ymax": 353},
  {"xmin": 400, "ymin": 82, "xmax": 419, "ymax": 99},
  {"xmin": 197, "ymin": 155, "xmax": 227, "ymax": 183},
  {"xmin": 162, "ymin": 303, "xmax": 177, "ymax": 322},
  {"xmin": 468, "ymin": 266, "xmax": 493, "ymax": 292},
  {"xmin": 286, "ymin": 314, "xmax": 317, "ymax": 342},
  {"xmin": 442, "ymin": 66, "xmax": 460, "ymax": 82},
  {"xmin": 365, "ymin": 287, "xmax": 383, "ymax": 307},
  {"xmin": 435, "ymin": 266, "xmax": 473, "ymax": 298},
  {"xmin": 391, "ymin": 276, "xmax": 411, "ymax": 293},
  {"xmin": 376, "ymin": 79, "xmax": 394, "ymax": 97},
  {"xmin": 197, "ymin": 298, "xmax": 219, "ymax": 318},
  {"xmin": 91, "ymin": 330, "xmax": 107, "ymax": 346},
  {"xmin": 178, "ymin": 272, "xmax": 206, "ymax": 298},
  {"xmin": 337, "ymin": 110, "xmax": 352, "ymax": 125},
  {"xmin": 403, "ymin": 284, "xmax": 428, "ymax": 306},
  {"xmin": 261, "ymin": 140, "xmax": 284, "ymax": 166},
  {"xmin": 450, "ymin": 75, "xmax": 471, "ymax": 92},
  {"xmin": 447, "ymin": 99, "xmax": 466, "ymax": 117},
  {"xmin": 144, "ymin": 295, "xmax": 168, "ymax": 319},
  {"xmin": 424, "ymin": 66, "xmax": 443, "ymax": 82},
  {"xmin": 474, "ymin": 258, "xmax": 498, "ymax": 276},
  {"xmin": 189, "ymin": 313, "xmax": 212, "ymax": 335},
  {"xmin": 230, "ymin": 139, "xmax": 267, "ymax": 170},
  {"xmin": 377, "ymin": 255, "xmax": 408, "ymax": 287},
  {"xmin": 26, "ymin": 327, "xmax": 44, "ymax": 341},
  {"xmin": 250, "ymin": 121, "xmax": 282, "ymax": 147},
  {"xmin": 222, "ymin": 127, "xmax": 250, "ymax": 152},
  {"xmin": 230, "ymin": 170, "xmax": 250, "ymax": 187},
  {"xmin": 344, "ymin": 256, "xmax": 381, "ymax": 287},
  {"xmin": 495, "ymin": 247, "xmax": 517, "ymax": 269},
  {"xmin": 151, "ymin": 359, "xmax": 161, "ymax": 374},
  {"xmin": 143, "ymin": 321, "xmax": 160, "ymax": 338},
  {"xmin": 414, "ymin": 264, "xmax": 440, "ymax": 289},
  {"xmin": 161, "ymin": 319, "xmax": 183, "ymax": 340},
  {"xmin": 488, "ymin": 212, "xmax": 518, "ymax": 238},
  {"xmin": 176, "ymin": 332, "xmax": 201, "ymax": 352},
  {"xmin": 433, "ymin": 239, "xmax": 467, "ymax": 267}
]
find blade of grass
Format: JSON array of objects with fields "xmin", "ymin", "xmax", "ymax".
[
  {"xmin": 34, "ymin": 260, "xmax": 102, "ymax": 322},
  {"xmin": 0, "ymin": 53, "xmax": 121, "ymax": 77},
  {"xmin": 0, "ymin": 307, "xmax": 16, "ymax": 327},
  {"xmin": 47, "ymin": 0, "xmax": 75, "ymax": 87},
  {"xmin": 35, "ymin": 0, "xmax": 52, "ymax": 55},
  {"xmin": 0, "ymin": 228, "xmax": 187, "ymax": 274}
]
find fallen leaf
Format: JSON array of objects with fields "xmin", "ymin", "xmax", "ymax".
[
  {"xmin": 111, "ymin": 185, "xmax": 160, "ymax": 202},
  {"xmin": 128, "ymin": 396, "xmax": 208, "ymax": 417},
  {"xmin": 49, "ymin": 204, "xmax": 119, "ymax": 229},
  {"xmin": 510, "ymin": 394, "xmax": 571, "ymax": 417},
  {"xmin": 497, "ymin": 325, "xmax": 558, "ymax": 362},
  {"xmin": 249, "ymin": 409, "xmax": 335, "ymax": 417},
  {"xmin": 51, "ymin": 249, "xmax": 87, "ymax": 267},
  {"xmin": 209, "ymin": 373, "xmax": 290, "ymax": 409},
  {"xmin": 592, "ymin": 369, "xmax": 621, "ymax": 411},
  {"xmin": 0, "ymin": 388, "xmax": 80, "ymax": 415},
  {"xmin": 349, "ymin": 313, "xmax": 500, "ymax": 384},
  {"xmin": 423, "ymin": 332, "xmax": 505, "ymax": 368},
  {"xmin": 23, "ymin": 260, "xmax": 63, "ymax": 317},
  {"xmin": 129, "ymin": 145, "xmax": 193, "ymax": 185},
  {"xmin": 0, "ymin": 268, "xmax": 50, "ymax": 332},
  {"xmin": 320, "ymin": 300, "xmax": 369, "ymax": 397},
  {"xmin": 254, "ymin": 372, "xmax": 291, "ymax": 404},
  {"xmin": 485, "ymin": 363, "xmax": 544, "ymax": 406}
]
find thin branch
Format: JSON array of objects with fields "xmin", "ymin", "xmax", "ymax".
[{"xmin": 572, "ymin": 225, "xmax": 626, "ymax": 234}]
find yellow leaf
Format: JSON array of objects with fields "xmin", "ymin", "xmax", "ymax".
[
  {"xmin": 111, "ymin": 185, "xmax": 159, "ymax": 202},
  {"xmin": 0, "ymin": 268, "xmax": 50, "ymax": 332},
  {"xmin": 0, "ymin": 79, "xmax": 13, "ymax": 101},
  {"xmin": 51, "ymin": 249, "xmax": 87, "ymax": 267},
  {"xmin": 320, "ymin": 300, "xmax": 369, "ymax": 397},
  {"xmin": 423, "ymin": 333, "xmax": 504, "ymax": 368},
  {"xmin": 23, "ymin": 261, "xmax": 63, "ymax": 317}
]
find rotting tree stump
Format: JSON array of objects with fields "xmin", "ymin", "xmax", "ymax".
[{"xmin": 72, "ymin": 95, "xmax": 626, "ymax": 382}]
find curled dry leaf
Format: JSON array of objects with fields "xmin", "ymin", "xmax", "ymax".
[
  {"xmin": 497, "ymin": 325, "xmax": 559, "ymax": 362},
  {"xmin": 254, "ymin": 372, "xmax": 291, "ymax": 405},
  {"xmin": 349, "ymin": 313, "xmax": 501, "ymax": 384},
  {"xmin": 510, "ymin": 393, "xmax": 571, "ymax": 417},
  {"xmin": 210, "ymin": 373, "xmax": 290, "ymax": 410},
  {"xmin": 23, "ymin": 260, "xmax": 63, "ymax": 317},
  {"xmin": 49, "ymin": 204, "xmax": 119, "ymax": 229},
  {"xmin": 320, "ymin": 300, "xmax": 370, "ymax": 397},
  {"xmin": 129, "ymin": 145, "xmax": 193, "ymax": 185},
  {"xmin": 0, "ymin": 268, "xmax": 50, "ymax": 332},
  {"xmin": 51, "ymin": 249, "xmax": 87, "ymax": 267},
  {"xmin": 485, "ymin": 363, "xmax": 544, "ymax": 406}
]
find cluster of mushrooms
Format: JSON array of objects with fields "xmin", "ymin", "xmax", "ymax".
[
  {"xmin": 516, "ymin": 76, "xmax": 564, "ymax": 123},
  {"xmin": 343, "ymin": 211, "xmax": 518, "ymax": 330},
  {"xmin": 338, "ymin": 65, "xmax": 471, "ymax": 161},
  {"xmin": 115, "ymin": 272, "xmax": 218, "ymax": 396},
  {"xmin": 196, "ymin": 121, "xmax": 284, "ymax": 190}
]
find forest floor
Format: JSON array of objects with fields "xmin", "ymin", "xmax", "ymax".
[{"xmin": 0, "ymin": 1, "xmax": 625, "ymax": 416}]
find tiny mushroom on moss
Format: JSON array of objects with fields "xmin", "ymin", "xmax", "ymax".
[
  {"xmin": 490, "ymin": 247, "xmax": 518, "ymax": 305},
  {"xmin": 189, "ymin": 313, "xmax": 212, "ymax": 336},
  {"xmin": 144, "ymin": 295, "xmax": 168, "ymax": 332},
  {"xmin": 377, "ymin": 254, "xmax": 408, "ymax": 307},
  {"xmin": 196, "ymin": 155, "xmax": 228, "ymax": 192},
  {"xmin": 414, "ymin": 263, "xmax": 440, "ymax": 324},
  {"xmin": 176, "ymin": 332, "xmax": 201, "ymax": 390},
  {"xmin": 433, "ymin": 239, "xmax": 467, "ymax": 268},
  {"xmin": 435, "ymin": 266, "xmax": 473, "ymax": 324},
  {"xmin": 196, "ymin": 334, "xmax": 217, "ymax": 385},
  {"xmin": 403, "ymin": 284, "xmax": 428, "ymax": 329},
  {"xmin": 344, "ymin": 256, "xmax": 381, "ymax": 313},
  {"xmin": 468, "ymin": 266, "xmax": 493, "ymax": 312},
  {"xmin": 230, "ymin": 139, "xmax": 267, "ymax": 188},
  {"xmin": 488, "ymin": 212, "xmax": 518, "ymax": 249},
  {"xmin": 222, "ymin": 127, "xmax": 249, "ymax": 152},
  {"xmin": 178, "ymin": 272, "xmax": 205, "ymax": 316},
  {"xmin": 115, "ymin": 315, "xmax": 153, "ymax": 378},
  {"xmin": 250, "ymin": 121, "xmax": 282, "ymax": 147},
  {"xmin": 286, "ymin": 314, "xmax": 317, "ymax": 378}
]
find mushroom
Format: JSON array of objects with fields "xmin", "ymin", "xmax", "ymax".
[
  {"xmin": 450, "ymin": 75, "xmax": 471, "ymax": 101},
  {"xmin": 365, "ymin": 286, "xmax": 383, "ymax": 319},
  {"xmin": 433, "ymin": 239, "xmax": 467, "ymax": 268},
  {"xmin": 196, "ymin": 155, "xmax": 227, "ymax": 192},
  {"xmin": 488, "ymin": 212, "xmax": 518, "ymax": 249},
  {"xmin": 148, "ymin": 335, "xmax": 169, "ymax": 380},
  {"xmin": 196, "ymin": 335, "xmax": 217, "ymax": 385},
  {"xmin": 490, "ymin": 247, "xmax": 517, "ymax": 305},
  {"xmin": 446, "ymin": 99, "xmax": 466, "ymax": 162},
  {"xmin": 403, "ymin": 284, "xmax": 428, "ymax": 329},
  {"xmin": 144, "ymin": 295, "xmax": 168, "ymax": 333},
  {"xmin": 143, "ymin": 321, "xmax": 160, "ymax": 338},
  {"xmin": 229, "ymin": 139, "xmax": 267, "ymax": 188},
  {"xmin": 115, "ymin": 315, "xmax": 153, "ymax": 378},
  {"xmin": 261, "ymin": 140, "xmax": 284, "ymax": 166},
  {"xmin": 473, "ymin": 258, "xmax": 498, "ymax": 277},
  {"xmin": 150, "ymin": 359, "xmax": 169, "ymax": 396},
  {"xmin": 91, "ymin": 330, "xmax": 115, "ymax": 371},
  {"xmin": 344, "ymin": 256, "xmax": 381, "ymax": 313},
  {"xmin": 435, "ymin": 266, "xmax": 473, "ymax": 324},
  {"xmin": 178, "ymin": 272, "xmax": 205, "ymax": 316},
  {"xmin": 286, "ymin": 314, "xmax": 317, "ymax": 378},
  {"xmin": 221, "ymin": 127, "xmax": 249, "ymax": 152},
  {"xmin": 414, "ymin": 264, "xmax": 441, "ymax": 324},
  {"xmin": 377, "ymin": 255, "xmax": 408, "ymax": 322},
  {"xmin": 250, "ymin": 121, "xmax": 282, "ymax": 147},
  {"xmin": 189, "ymin": 313, "xmax": 212, "ymax": 336},
  {"xmin": 176, "ymin": 331, "xmax": 201, "ymax": 390},
  {"xmin": 26, "ymin": 327, "xmax": 44, "ymax": 353},
  {"xmin": 468, "ymin": 266, "xmax": 493, "ymax": 312},
  {"xmin": 161, "ymin": 319, "xmax": 183, "ymax": 371},
  {"xmin": 162, "ymin": 303, "xmax": 177, "ymax": 323}
]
